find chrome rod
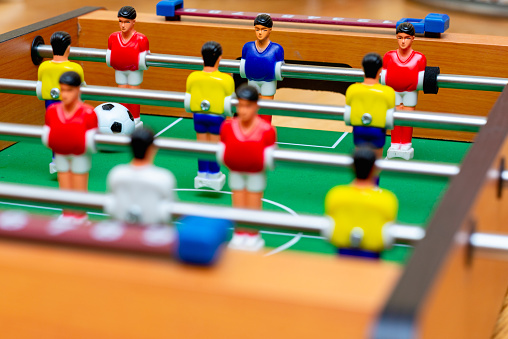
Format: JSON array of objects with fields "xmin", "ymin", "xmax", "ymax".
[
  {"xmin": 470, "ymin": 233, "xmax": 508, "ymax": 260},
  {"xmin": 0, "ymin": 182, "xmax": 420, "ymax": 243},
  {"xmin": 0, "ymin": 78, "xmax": 487, "ymax": 132},
  {"xmin": 0, "ymin": 122, "xmax": 461, "ymax": 177},
  {"xmin": 35, "ymin": 45, "xmax": 508, "ymax": 91},
  {"xmin": 1, "ymin": 181, "xmax": 507, "ymax": 257}
]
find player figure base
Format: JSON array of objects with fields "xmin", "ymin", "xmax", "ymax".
[
  {"xmin": 194, "ymin": 172, "xmax": 226, "ymax": 191},
  {"xmin": 228, "ymin": 233, "xmax": 265, "ymax": 252},
  {"xmin": 49, "ymin": 161, "xmax": 57, "ymax": 174},
  {"xmin": 386, "ymin": 147, "xmax": 414, "ymax": 160},
  {"xmin": 56, "ymin": 212, "xmax": 90, "ymax": 227}
]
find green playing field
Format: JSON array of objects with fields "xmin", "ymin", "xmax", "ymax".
[{"xmin": 0, "ymin": 114, "xmax": 471, "ymax": 263}]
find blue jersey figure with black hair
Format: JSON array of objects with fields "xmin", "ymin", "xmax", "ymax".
[{"xmin": 240, "ymin": 14, "xmax": 284, "ymax": 124}]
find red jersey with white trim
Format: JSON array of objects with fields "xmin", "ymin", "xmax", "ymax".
[
  {"xmin": 108, "ymin": 31, "xmax": 149, "ymax": 71},
  {"xmin": 220, "ymin": 117, "xmax": 276, "ymax": 173},
  {"xmin": 45, "ymin": 103, "xmax": 98, "ymax": 155},
  {"xmin": 383, "ymin": 50, "xmax": 426, "ymax": 92}
]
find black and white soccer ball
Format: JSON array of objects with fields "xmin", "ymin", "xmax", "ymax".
[{"xmin": 94, "ymin": 102, "xmax": 135, "ymax": 135}]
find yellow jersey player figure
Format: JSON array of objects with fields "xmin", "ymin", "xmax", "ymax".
[
  {"xmin": 344, "ymin": 53, "xmax": 395, "ymax": 160},
  {"xmin": 185, "ymin": 41, "xmax": 235, "ymax": 191},
  {"xmin": 37, "ymin": 31, "xmax": 85, "ymax": 174},
  {"xmin": 324, "ymin": 146, "xmax": 398, "ymax": 259}
]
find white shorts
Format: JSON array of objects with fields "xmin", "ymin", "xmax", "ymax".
[
  {"xmin": 115, "ymin": 70, "xmax": 144, "ymax": 86},
  {"xmin": 248, "ymin": 80, "xmax": 277, "ymax": 97},
  {"xmin": 395, "ymin": 91, "xmax": 418, "ymax": 107},
  {"xmin": 229, "ymin": 171, "xmax": 266, "ymax": 192},
  {"xmin": 54, "ymin": 154, "xmax": 91, "ymax": 174}
]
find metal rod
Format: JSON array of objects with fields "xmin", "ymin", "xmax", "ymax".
[
  {"xmin": 36, "ymin": 45, "xmax": 508, "ymax": 92},
  {"xmin": 0, "ymin": 122, "xmax": 461, "ymax": 177},
  {"xmin": 470, "ymin": 233, "xmax": 508, "ymax": 260},
  {"xmin": 0, "ymin": 182, "xmax": 507, "ymax": 257},
  {"xmin": 0, "ymin": 182, "xmax": 422, "ymax": 244},
  {"xmin": 0, "ymin": 78, "xmax": 487, "ymax": 132}
]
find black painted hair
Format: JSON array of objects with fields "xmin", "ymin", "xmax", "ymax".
[
  {"xmin": 362, "ymin": 53, "xmax": 383, "ymax": 79},
  {"xmin": 201, "ymin": 41, "xmax": 223, "ymax": 67},
  {"xmin": 131, "ymin": 127, "xmax": 154, "ymax": 159},
  {"xmin": 254, "ymin": 14, "xmax": 273, "ymax": 28},
  {"xmin": 59, "ymin": 71, "xmax": 82, "ymax": 87},
  {"xmin": 396, "ymin": 22, "xmax": 415, "ymax": 36},
  {"xmin": 353, "ymin": 146, "xmax": 377, "ymax": 180},
  {"xmin": 236, "ymin": 84, "xmax": 259, "ymax": 102},
  {"xmin": 118, "ymin": 6, "xmax": 136, "ymax": 19},
  {"xmin": 50, "ymin": 31, "xmax": 71, "ymax": 56}
]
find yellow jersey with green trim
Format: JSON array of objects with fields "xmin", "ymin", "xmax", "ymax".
[
  {"xmin": 186, "ymin": 70, "xmax": 235, "ymax": 114},
  {"xmin": 325, "ymin": 184, "xmax": 398, "ymax": 252},
  {"xmin": 38, "ymin": 60, "xmax": 84, "ymax": 100},
  {"xmin": 345, "ymin": 83, "xmax": 395, "ymax": 128}
]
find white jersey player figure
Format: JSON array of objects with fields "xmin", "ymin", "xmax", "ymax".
[{"xmin": 104, "ymin": 128, "xmax": 176, "ymax": 225}]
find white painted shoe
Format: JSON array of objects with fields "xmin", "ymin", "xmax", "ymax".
[
  {"xmin": 194, "ymin": 172, "xmax": 208, "ymax": 189},
  {"xmin": 244, "ymin": 233, "xmax": 265, "ymax": 251},
  {"xmin": 194, "ymin": 172, "xmax": 226, "ymax": 191},
  {"xmin": 386, "ymin": 147, "xmax": 414, "ymax": 160},
  {"xmin": 207, "ymin": 172, "xmax": 222, "ymax": 179},
  {"xmin": 49, "ymin": 162, "xmax": 57, "ymax": 174},
  {"xmin": 228, "ymin": 232, "xmax": 264, "ymax": 252},
  {"xmin": 400, "ymin": 143, "xmax": 412, "ymax": 151},
  {"xmin": 228, "ymin": 233, "xmax": 247, "ymax": 249},
  {"xmin": 72, "ymin": 214, "xmax": 91, "ymax": 226},
  {"xmin": 389, "ymin": 143, "xmax": 401, "ymax": 151},
  {"xmin": 386, "ymin": 143, "xmax": 401, "ymax": 159}
]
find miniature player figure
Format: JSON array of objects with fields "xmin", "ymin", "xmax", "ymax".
[
  {"xmin": 240, "ymin": 14, "xmax": 284, "ymax": 123},
  {"xmin": 381, "ymin": 22, "xmax": 426, "ymax": 160},
  {"xmin": 324, "ymin": 146, "xmax": 398, "ymax": 259},
  {"xmin": 42, "ymin": 71, "xmax": 98, "ymax": 222},
  {"xmin": 107, "ymin": 6, "xmax": 149, "ymax": 129},
  {"xmin": 219, "ymin": 84, "xmax": 276, "ymax": 250},
  {"xmin": 37, "ymin": 32, "xmax": 84, "ymax": 109},
  {"xmin": 105, "ymin": 128, "xmax": 176, "ymax": 225},
  {"xmin": 185, "ymin": 41, "xmax": 234, "ymax": 191},
  {"xmin": 344, "ymin": 53, "xmax": 396, "ymax": 159},
  {"xmin": 37, "ymin": 31, "xmax": 85, "ymax": 174}
]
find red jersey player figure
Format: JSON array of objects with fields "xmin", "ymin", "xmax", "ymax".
[
  {"xmin": 37, "ymin": 31, "xmax": 85, "ymax": 174},
  {"xmin": 42, "ymin": 71, "xmax": 98, "ymax": 223},
  {"xmin": 219, "ymin": 84, "xmax": 276, "ymax": 251},
  {"xmin": 381, "ymin": 22, "xmax": 426, "ymax": 160},
  {"xmin": 107, "ymin": 6, "xmax": 149, "ymax": 129}
]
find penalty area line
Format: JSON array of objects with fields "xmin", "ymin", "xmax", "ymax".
[
  {"xmin": 154, "ymin": 118, "xmax": 183, "ymax": 138},
  {"xmin": 276, "ymin": 131, "xmax": 348, "ymax": 149}
]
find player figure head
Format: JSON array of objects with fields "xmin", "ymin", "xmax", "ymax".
[
  {"xmin": 201, "ymin": 41, "xmax": 222, "ymax": 68},
  {"xmin": 362, "ymin": 53, "xmax": 383, "ymax": 80},
  {"xmin": 50, "ymin": 31, "xmax": 72, "ymax": 57},
  {"xmin": 396, "ymin": 22, "xmax": 415, "ymax": 52},
  {"xmin": 59, "ymin": 71, "xmax": 82, "ymax": 107},
  {"xmin": 254, "ymin": 14, "xmax": 273, "ymax": 43},
  {"xmin": 353, "ymin": 146, "xmax": 377, "ymax": 182},
  {"xmin": 236, "ymin": 84, "xmax": 259, "ymax": 124},
  {"xmin": 130, "ymin": 127, "xmax": 156, "ymax": 162},
  {"xmin": 118, "ymin": 6, "xmax": 137, "ymax": 35}
]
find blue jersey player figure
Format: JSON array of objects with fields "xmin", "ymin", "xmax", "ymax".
[{"xmin": 240, "ymin": 14, "xmax": 284, "ymax": 124}]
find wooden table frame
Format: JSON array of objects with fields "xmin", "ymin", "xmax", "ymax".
[{"xmin": 0, "ymin": 8, "xmax": 508, "ymax": 338}]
